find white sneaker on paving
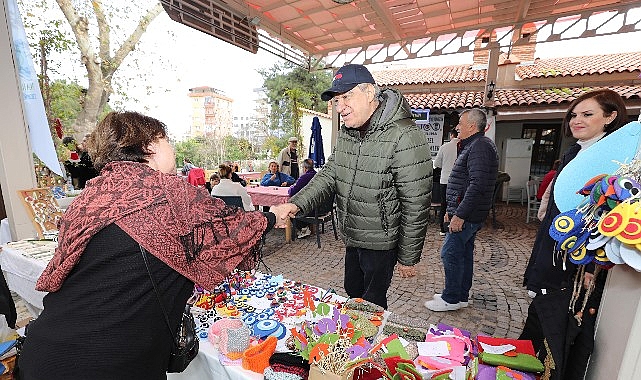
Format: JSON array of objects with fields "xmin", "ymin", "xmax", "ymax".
[
  {"xmin": 424, "ymin": 297, "xmax": 461, "ymax": 312},
  {"xmin": 433, "ymin": 293, "xmax": 469, "ymax": 308},
  {"xmin": 297, "ymin": 227, "xmax": 311, "ymax": 239}
]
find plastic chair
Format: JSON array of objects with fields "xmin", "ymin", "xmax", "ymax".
[
  {"xmin": 213, "ymin": 195, "xmax": 244, "ymax": 208},
  {"xmin": 525, "ymin": 180, "xmax": 541, "ymax": 223},
  {"xmin": 292, "ymin": 198, "xmax": 338, "ymax": 248}
]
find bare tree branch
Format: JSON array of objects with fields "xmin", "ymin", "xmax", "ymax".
[
  {"xmin": 111, "ymin": 3, "xmax": 162, "ymax": 73},
  {"xmin": 92, "ymin": 0, "xmax": 110, "ymax": 65}
]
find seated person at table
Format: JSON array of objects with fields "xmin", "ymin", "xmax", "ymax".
[
  {"xmin": 17, "ymin": 111, "xmax": 287, "ymax": 380},
  {"xmin": 211, "ymin": 164, "xmax": 255, "ymax": 211},
  {"xmin": 261, "ymin": 161, "xmax": 295, "ymax": 187},
  {"xmin": 289, "ymin": 158, "xmax": 316, "ymax": 238},
  {"xmin": 288, "ymin": 158, "xmax": 316, "ymax": 197},
  {"xmin": 204, "ymin": 172, "xmax": 221, "ymax": 193},
  {"xmin": 224, "ymin": 160, "xmax": 247, "ymax": 187}
]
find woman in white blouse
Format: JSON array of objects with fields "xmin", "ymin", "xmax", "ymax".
[{"xmin": 211, "ymin": 164, "xmax": 255, "ymax": 211}]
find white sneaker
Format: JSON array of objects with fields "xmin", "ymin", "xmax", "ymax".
[
  {"xmin": 424, "ymin": 297, "xmax": 461, "ymax": 312},
  {"xmin": 433, "ymin": 293, "xmax": 469, "ymax": 308},
  {"xmin": 297, "ymin": 227, "xmax": 311, "ymax": 239}
]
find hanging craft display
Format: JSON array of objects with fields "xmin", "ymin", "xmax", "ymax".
[
  {"xmin": 17, "ymin": 188, "xmax": 62, "ymax": 239},
  {"xmin": 549, "ymin": 164, "xmax": 641, "ymax": 271}
]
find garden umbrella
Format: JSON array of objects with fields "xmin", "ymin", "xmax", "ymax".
[{"xmin": 308, "ymin": 116, "xmax": 325, "ymax": 167}]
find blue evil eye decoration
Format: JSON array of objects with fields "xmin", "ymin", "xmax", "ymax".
[{"xmin": 550, "ymin": 209, "xmax": 585, "ymax": 243}]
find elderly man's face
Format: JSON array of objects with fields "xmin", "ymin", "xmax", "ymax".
[
  {"xmin": 332, "ymin": 84, "xmax": 376, "ymax": 129},
  {"xmin": 456, "ymin": 113, "xmax": 478, "ymax": 140},
  {"xmin": 289, "ymin": 141, "xmax": 297, "ymax": 150}
]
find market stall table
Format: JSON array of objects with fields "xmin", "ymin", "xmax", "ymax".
[
  {"xmin": 246, "ymin": 186, "xmax": 292, "ymax": 242},
  {"xmin": 0, "ymin": 242, "xmax": 51, "ymax": 317},
  {"xmin": 0, "ymin": 242, "xmax": 270, "ymax": 380}
]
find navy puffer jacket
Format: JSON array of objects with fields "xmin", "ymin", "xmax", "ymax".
[{"xmin": 446, "ymin": 132, "xmax": 498, "ymax": 223}]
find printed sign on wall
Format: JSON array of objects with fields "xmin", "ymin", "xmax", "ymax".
[{"xmin": 416, "ymin": 114, "xmax": 445, "ymax": 157}]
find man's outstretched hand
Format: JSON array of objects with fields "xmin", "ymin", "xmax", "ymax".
[{"xmin": 270, "ymin": 203, "xmax": 300, "ymax": 228}]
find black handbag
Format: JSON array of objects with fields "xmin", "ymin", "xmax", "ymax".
[{"xmin": 140, "ymin": 245, "xmax": 199, "ymax": 373}]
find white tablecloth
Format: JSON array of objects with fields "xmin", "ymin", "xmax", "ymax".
[
  {"xmin": 168, "ymin": 342, "xmax": 262, "ymax": 380},
  {"xmin": 0, "ymin": 244, "xmax": 47, "ymax": 317}
]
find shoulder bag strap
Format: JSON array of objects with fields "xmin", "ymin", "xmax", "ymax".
[{"xmin": 140, "ymin": 244, "xmax": 179, "ymax": 348}]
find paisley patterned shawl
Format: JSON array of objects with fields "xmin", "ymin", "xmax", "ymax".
[{"xmin": 36, "ymin": 161, "xmax": 267, "ymax": 292}]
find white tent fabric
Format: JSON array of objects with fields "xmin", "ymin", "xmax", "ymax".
[{"xmin": 7, "ymin": 0, "xmax": 64, "ymax": 177}]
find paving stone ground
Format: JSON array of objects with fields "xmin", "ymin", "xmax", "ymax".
[
  {"xmin": 13, "ymin": 202, "xmax": 539, "ymax": 339},
  {"xmin": 261, "ymin": 201, "xmax": 539, "ymax": 338}
]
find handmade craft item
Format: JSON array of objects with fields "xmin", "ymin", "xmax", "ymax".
[{"xmin": 17, "ymin": 188, "xmax": 63, "ymax": 239}]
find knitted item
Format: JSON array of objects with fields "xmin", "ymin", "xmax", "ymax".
[
  {"xmin": 208, "ymin": 318, "xmax": 252, "ymax": 360},
  {"xmin": 269, "ymin": 352, "xmax": 310, "ymax": 371},
  {"xmin": 224, "ymin": 325, "xmax": 251, "ymax": 358},
  {"xmin": 242, "ymin": 336, "xmax": 278, "ymax": 374},
  {"xmin": 271, "ymin": 362, "xmax": 309, "ymax": 378},
  {"xmin": 263, "ymin": 367, "xmax": 304, "ymax": 380},
  {"xmin": 208, "ymin": 318, "xmax": 243, "ymax": 347}
]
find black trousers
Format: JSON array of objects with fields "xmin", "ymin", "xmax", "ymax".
[
  {"xmin": 439, "ymin": 184, "xmax": 448, "ymax": 233},
  {"xmin": 344, "ymin": 247, "xmax": 397, "ymax": 309}
]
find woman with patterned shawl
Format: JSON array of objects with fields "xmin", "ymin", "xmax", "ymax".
[{"xmin": 17, "ymin": 111, "xmax": 286, "ymax": 379}]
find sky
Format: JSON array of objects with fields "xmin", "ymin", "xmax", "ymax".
[{"xmin": 27, "ymin": 2, "xmax": 641, "ymax": 139}]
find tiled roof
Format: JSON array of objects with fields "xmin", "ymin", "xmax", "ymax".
[
  {"xmin": 374, "ymin": 52, "xmax": 641, "ymax": 85},
  {"xmin": 405, "ymin": 85, "xmax": 641, "ymax": 110},
  {"xmin": 516, "ymin": 52, "xmax": 641, "ymax": 79},
  {"xmin": 372, "ymin": 65, "xmax": 486, "ymax": 85}
]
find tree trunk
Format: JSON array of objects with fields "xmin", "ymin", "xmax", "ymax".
[{"xmin": 55, "ymin": 0, "xmax": 162, "ymax": 136}]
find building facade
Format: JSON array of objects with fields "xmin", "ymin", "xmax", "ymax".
[{"xmin": 188, "ymin": 86, "xmax": 234, "ymax": 139}]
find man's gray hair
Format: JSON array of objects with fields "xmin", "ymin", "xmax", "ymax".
[
  {"xmin": 302, "ymin": 158, "xmax": 314, "ymax": 170},
  {"xmin": 461, "ymin": 108, "xmax": 487, "ymax": 132},
  {"xmin": 357, "ymin": 83, "xmax": 381, "ymax": 97}
]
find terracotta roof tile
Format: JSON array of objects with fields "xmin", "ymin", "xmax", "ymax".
[
  {"xmin": 372, "ymin": 65, "xmax": 486, "ymax": 85},
  {"xmin": 374, "ymin": 52, "xmax": 640, "ymax": 85},
  {"xmin": 405, "ymin": 85, "xmax": 641, "ymax": 110},
  {"xmin": 515, "ymin": 52, "xmax": 641, "ymax": 79}
]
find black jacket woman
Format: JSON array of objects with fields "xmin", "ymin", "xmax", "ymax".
[{"xmin": 521, "ymin": 89, "xmax": 628, "ymax": 380}]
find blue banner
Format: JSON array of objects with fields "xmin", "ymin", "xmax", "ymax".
[{"xmin": 7, "ymin": 0, "xmax": 64, "ymax": 177}]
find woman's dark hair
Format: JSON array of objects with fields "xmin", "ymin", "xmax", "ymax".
[
  {"xmin": 563, "ymin": 89, "xmax": 628, "ymax": 137},
  {"xmin": 88, "ymin": 111, "xmax": 167, "ymax": 171},
  {"xmin": 218, "ymin": 164, "xmax": 233, "ymax": 179}
]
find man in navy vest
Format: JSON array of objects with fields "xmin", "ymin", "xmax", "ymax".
[{"xmin": 425, "ymin": 108, "xmax": 498, "ymax": 312}]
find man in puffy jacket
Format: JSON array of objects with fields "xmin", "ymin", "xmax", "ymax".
[
  {"xmin": 425, "ymin": 108, "xmax": 498, "ymax": 312},
  {"xmin": 271, "ymin": 64, "xmax": 432, "ymax": 309}
]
